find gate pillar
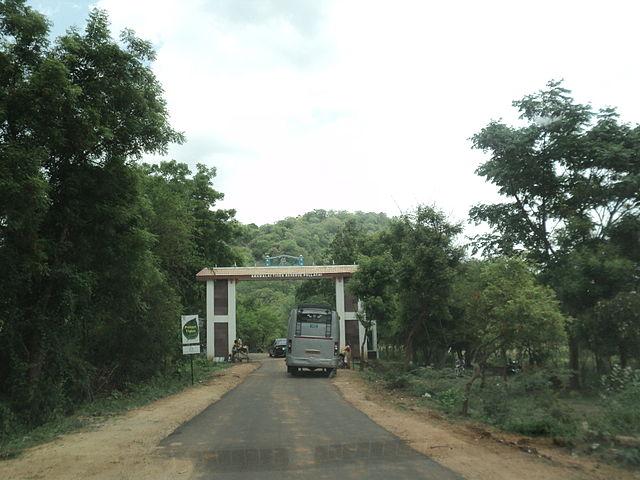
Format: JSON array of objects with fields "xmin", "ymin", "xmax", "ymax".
[{"xmin": 206, "ymin": 279, "xmax": 237, "ymax": 361}]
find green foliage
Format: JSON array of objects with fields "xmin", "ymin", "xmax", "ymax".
[
  {"xmin": 452, "ymin": 257, "xmax": 567, "ymax": 365},
  {"xmin": 601, "ymin": 377, "xmax": 640, "ymax": 436},
  {"xmin": 236, "ymin": 281, "xmax": 293, "ymax": 350},
  {"xmin": 587, "ymin": 293, "xmax": 640, "ymax": 367},
  {"xmin": 329, "ymin": 218, "xmax": 365, "ymax": 264},
  {"xmin": 350, "ymin": 206, "xmax": 462, "ymax": 364},
  {"xmin": 551, "ymin": 244, "xmax": 636, "ymax": 316},
  {"xmin": 384, "ymin": 373, "xmax": 411, "ymax": 390},
  {"xmin": 501, "ymin": 400, "xmax": 577, "ymax": 437},
  {"xmin": 295, "ymin": 278, "xmax": 335, "ymax": 306},
  {"xmin": 139, "ymin": 161, "xmax": 240, "ymax": 317},
  {"xmin": 470, "ymin": 80, "xmax": 640, "ymax": 266},
  {"xmin": 435, "ymin": 388, "xmax": 464, "ymax": 413},
  {"xmin": 0, "ymin": 3, "xmax": 238, "ymax": 432},
  {"xmin": 236, "ymin": 209, "xmax": 389, "ymax": 266},
  {"xmin": 368, "ymin": 363, "xmax": 581, "ymax": 437},
  {"xmin": 470, "ymin": 80, "xmax": 640, "ymax": 385},
  {"xmin": 600, "ymin": 365, "xmax": 640, "ymax": 394},
  {"xmin": 0, "ymin": 357, "xmax": 228, "ymax": 458}
]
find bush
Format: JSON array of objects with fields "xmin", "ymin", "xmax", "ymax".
[
  {"xmin": 384, "ymin": 372, "xmax": 412, "ymax": 390},
  {"xmin": 613, "ymin": 447, "xmax": 640, "ymax": 467},
  {"xmin": 472, "ymin": 370, "xmax": 579, "ymax": 438},
  {"xmin": 409, "ymin": 366, "xmax": 467, "ymax": 395},
  {"xmin": 601, "ymin": 365, "xmax": 640, "ymax": 393},
  {"xmin": 478, "ymin": 383, "xmax": 511, "ymax": 423},
  {"xmin": 436, "ymin": 388, "xmax": 464, "ymax": 413},
  {"xmin": 503, "ymin": 404, "xmax": 576, "ymax": 437},
  {"xmin": 0, "ymin": 401, "xmax": 20, "ymax": 441},
  {"xmin": 602, "ymin": 380, "xmax": 640, "ymax": 435}
]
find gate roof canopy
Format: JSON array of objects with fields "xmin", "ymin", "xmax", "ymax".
[{"xmin": 196, "ymin": 265, "xmax": 358, "ymax": 281}]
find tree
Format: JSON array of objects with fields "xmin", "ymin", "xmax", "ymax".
[
  {"xmin": 292, "ymin": 213, "xmax": 386, "ymax": 307},
  {"xmin": 470, "ymin": 80, "xmax": 640, "ymax": 386},
  {"xmin": 451, "ymin": 258, "xmax": 567, "ymax": 415},
  {"xmin": 471, "ymin": 81, "xmax": 639, "ymax": 263},
  {"xmin": 0, "ymin": 3, "xmax": 189, "ymax": 425},
  {"xmin": 349, "ymin": 252, "xmax": 395, "ymax": 367},
  {"xmin": 350, "ymin": 206, "xmax": 462, "ymax": 366},
  {"xmin": 329, "ymin": 218, "xmax": 364, "ymax": 264},
  {"xmin": 391, "ymin": 207, "xmax": 463, "ymax": 366},
  {"xmin": 139, "ymin": 161, "xmax": 240, "ymax": 316},
  {"xmin": 584, "ymin": 292, "xmax": 640, "ymax": 369},
  {"xmin": 549, "ymin": 243, "xmax": 636, "ymax": 372},
  {"xmin": 236, "ymin": 285, "xmax": 290, "ymax": 350}
]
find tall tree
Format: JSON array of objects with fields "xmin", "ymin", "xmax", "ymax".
[
  {"xmin": 470, "ymin": 81, "xmax": 640, "ymax": 386},
  {"xmin": 139, "ymin": 160, "xmax": 240, "ymax": 316},
  {"xmin": 352, "ymin": 206, "xmax": 462, "ymax": 366},
  {"xmin": 471, "ymin": 81, "xmax": 639, "ymax": 261},
  {"xmin": 0, "ymin": 2, "xmax": 184, "ymax": 423},
  {"xmin": 391, "ymin": 207, "xmax": 463, "ymax": 366},
  {"xmin": 348, "ymin": 252, "xmax": 395, "ymax": 365}
]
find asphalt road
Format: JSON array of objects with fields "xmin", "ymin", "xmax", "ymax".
[{"xmin": 160, "ymin": 357, "xmax": 462, "ymax": 480}]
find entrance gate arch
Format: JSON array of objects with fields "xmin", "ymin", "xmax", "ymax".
[{"xmin": 195, "ymin": 265, "xmax": 378, "ymax": 361}]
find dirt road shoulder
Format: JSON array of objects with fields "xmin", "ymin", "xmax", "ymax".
[
  {"xmin": 0, "ymin": 361, "xmax": 259, "ymax": 480},
  {"xmin": 332, "ymin": 369, "xmax": 639, "ymax": 480}
]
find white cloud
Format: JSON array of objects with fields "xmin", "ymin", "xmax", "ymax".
[{"xmin": 96, "ymin": 0, "xmax": 640, "ymax": 230}]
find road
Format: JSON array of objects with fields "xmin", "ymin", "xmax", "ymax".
[{"xmin": 160, "ymin": 357, "xmax": 462, "ymax": 479}]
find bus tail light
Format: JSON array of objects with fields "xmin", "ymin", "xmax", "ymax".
[
  {"xmin": 287, "ymin": 339, "xmax": 292, "ymax": 353},
  {"xmin": 334, "ymin": 342, "xmax": 339, "ymax": 356}
]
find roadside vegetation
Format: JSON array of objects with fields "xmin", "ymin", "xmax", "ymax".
[
  {"xmin": 362, "ymin": 362, "xmax": 640, "ymax": 467},
  {"xmin": 343, "ymin": 82, "xmax": 640, "ymax": 468},
  {"xmin": 0, "ymin": 357, "xmax": 228, "ymax": 459},
  {"xmin": 0, "ymin": 2, "xmax": 239, "ymax": 443}
]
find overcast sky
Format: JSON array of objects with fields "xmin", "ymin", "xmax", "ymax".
[{"xmin": 33, "ymin": 0, "xmax": 640, "ymax": 229}]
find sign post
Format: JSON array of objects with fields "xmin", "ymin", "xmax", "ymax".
[{"xmin": 181, "ymin": 315, "xmax": 200, "ymax": 385}]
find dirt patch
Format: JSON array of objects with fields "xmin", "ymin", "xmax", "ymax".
[
  {"xmin": 332, "ymin": 369, "xmax": 640, "ymax": 480},
  {"xmin": 0, "ymin": 362, "xmax": 259, "ymax": 480}
]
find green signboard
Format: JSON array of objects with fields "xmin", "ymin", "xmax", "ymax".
[{"xmin": 181, "ymin": 315, "xmax": 200, "ymax": 355}]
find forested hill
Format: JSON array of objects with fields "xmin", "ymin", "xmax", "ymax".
[
  {"xmin": 231, "ymin": 210, "xmax": 390, "ymax": 352},
  {"xmin": 234, "ymin": 210, "xmax": 390, "ymax": 266}
]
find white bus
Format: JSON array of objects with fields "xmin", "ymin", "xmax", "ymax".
[{"xmin": 285, "ymin": 304, "xmax": 340, "ymax": 375}]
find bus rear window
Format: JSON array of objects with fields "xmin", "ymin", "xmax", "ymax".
[
  {"xmin": 297, "ymin": 312, "xmax": 331, "ymax": 324},
  {"xmin": 295, "ymin": 312, "xmax": 332, "ymax": 337}
]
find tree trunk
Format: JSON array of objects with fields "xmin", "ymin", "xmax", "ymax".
[
  {"xmin": 462, "ymin": 362, "xmax": 482, "ymax": 415},
  {"xmin": 404, "ymin": 323, "xmax": 420, "ymax": 368},
  {"xmin": 360, "ymin": 326, "xmax": 368, "ymax": 370},
  {"xmin": 568, "ymin": 334, "xmax": 581, "ymax": 389},
  {"xmin": 595, "ymin": 353, "xmax": 608, "ymax": 374},
  {"xmin": 437, "ymin": 348, "xmax": 448, "ymax": 369},
  {"xmin": 620, "ymin": 348, "xmax": 628, "ymax": 369},
  {"xmin": 501, "ymin": 349, "xmax": 508, "ymax": 381}
]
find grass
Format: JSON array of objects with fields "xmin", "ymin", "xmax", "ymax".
[
  {"xmin": 361, "ymin": 361, "xmax": 640, "ymax": 468},
  {"xmin": 0, "ymin": 356, "xmax": 229, "ymax": 459}
]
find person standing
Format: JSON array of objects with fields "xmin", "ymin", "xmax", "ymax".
[{"xmin": 342, "ymin": 344, "xmax": 352, "ymax": 369}]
